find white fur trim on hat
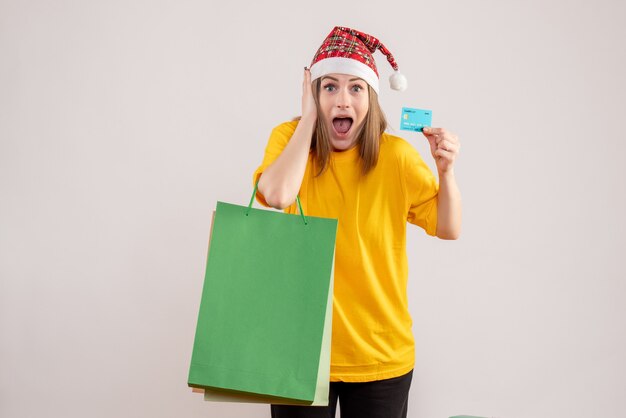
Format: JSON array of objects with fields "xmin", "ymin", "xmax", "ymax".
[{"xmin": 309, "ymin": 57, "xmax": 380, "ymax": 94}]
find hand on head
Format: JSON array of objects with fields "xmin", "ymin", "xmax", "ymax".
[{"xmin": 302, "ymin": 67, "xmax": 317, "ymax": 123}]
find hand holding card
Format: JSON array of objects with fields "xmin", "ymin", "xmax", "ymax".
[
  {"xmin": 400, "ymin": 106, "xmax": 460, "ymax": 174},
  {"xmin": 422, "ymin": 127, "xmax": 460, "ymax": 175}
]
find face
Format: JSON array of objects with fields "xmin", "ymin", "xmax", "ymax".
[{"xmin": 318, "ymin": 73, "xmax": 370, "ymax": 151}]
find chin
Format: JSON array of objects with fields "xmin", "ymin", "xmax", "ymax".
[{"xmin": 331, "ymin": 139, "xmax": 357, "ymax": 151}]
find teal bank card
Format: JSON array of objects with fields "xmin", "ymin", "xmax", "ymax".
[{"xmin": 400, "ymin": 107, "xmax": 432, "ymax": 132}]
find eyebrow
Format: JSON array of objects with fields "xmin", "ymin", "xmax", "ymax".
[{"xmin": 321, "ymin": 76, "xmax": 363, "ymax": 82}]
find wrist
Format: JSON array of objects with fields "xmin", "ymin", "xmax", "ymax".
[
  {"xmin": 294, "ymin": 116, "xmax": 316, "ymax": 142},
  {"xmin": 299, "ymin": 114, "xmax": 317, "ymax": 126},
  {"xmin": 438, "ymin": 168, "xmax": 455, "ymax": 180}
]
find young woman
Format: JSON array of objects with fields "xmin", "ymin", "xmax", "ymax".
[{"xmin": 253, "ymin": 27, "xmax": 462, "ymax": 418}]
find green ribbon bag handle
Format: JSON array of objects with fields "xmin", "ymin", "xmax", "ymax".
[{"xmin": 246, "ymin": 181, "xmax": 308, "ymax": 225}]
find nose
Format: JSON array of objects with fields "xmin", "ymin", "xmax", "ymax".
[{"xmin": 336, "ymin": 87, "xmax": 350, "ymax": 109}]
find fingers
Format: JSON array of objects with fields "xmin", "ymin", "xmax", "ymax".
[
  {"xmin": 423, "ymin": 127, "xmax": 456, "ymax": 141},
  {"xmin": 423, "ymin": 127, "xmax": 442, "ymax": 135},
  {"xmin": 434, "ymin": 148, "xmax": 455, "ymax": 159},
  {"xmin": 433, "ymin": 149, "xmax": 455, "ymax": 173},
  {"xmin": 301, "ymin": 67, "xmax": 317, "ymax": 122},
  {"xmin": 423, "ymin": 127, "xmax": 460, "ymax": 152},
  {"xmin": 423, "ymin": 127, "xmax": 460, "ymax": 173},
  {"xmin": 303, "ymin": 67, "xmax": 311, "ymax": 91},
  {"xmin": 438, "ymin": 139, "xmax": 459, "ymax": 153}
]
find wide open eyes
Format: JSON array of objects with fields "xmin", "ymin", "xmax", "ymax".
[
  {"xmin": 351, "ymin": 84, "xmax": 364, "ymax": 93},
  {"xmin": 322, "ymin": 83, "xmax": 365, "ymax": 93}
]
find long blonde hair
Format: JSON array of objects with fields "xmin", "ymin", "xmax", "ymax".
[{"xmin": 307, "ymin": 78, "xmax": 388, "ymax": 176}]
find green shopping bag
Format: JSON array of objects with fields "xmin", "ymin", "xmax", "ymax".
[{"xmin": 188, "ymin": 186, "xmax": 337, "ymax": 406}]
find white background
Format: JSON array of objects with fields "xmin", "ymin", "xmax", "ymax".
[{"xmin": 1, "ymin": 0, "xmax": 625, "ymax": 417}]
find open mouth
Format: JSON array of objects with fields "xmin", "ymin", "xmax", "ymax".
[{"xmin": 332, "ymin": 117, "xmax": 353, "ymax": 136}]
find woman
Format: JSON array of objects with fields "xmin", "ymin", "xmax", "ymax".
[{"xmin": 253, "ymin": 26, "xmax": 462, "ymax": 418}]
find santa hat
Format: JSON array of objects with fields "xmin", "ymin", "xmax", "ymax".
[{"xmin": 309, "ymin": 26, "xmax": 407, "ymax": 94}]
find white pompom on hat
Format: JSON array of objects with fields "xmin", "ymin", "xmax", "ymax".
[{"xmin": 309, "ymin": 26, "xmax": 407, "ymax": 94}]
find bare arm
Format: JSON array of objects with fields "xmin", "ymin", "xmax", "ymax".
[
  {"xmin": 422, "ymin": 127, "xmax": 462, "ymax": 240},
  {"xmin": 258, "ymin": 68, "xmax": 317, "ymax": 209},
  {"xmin": 435, "ymin": 170, "xmax": 462, "ymax": 239}
]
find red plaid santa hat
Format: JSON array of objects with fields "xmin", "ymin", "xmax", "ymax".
[{"xmin": 309, "ymin": 26, "xmax": 407, "ymax": 94}]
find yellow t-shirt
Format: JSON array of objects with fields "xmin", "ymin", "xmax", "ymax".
[{"xmin": 253, "ymin": 120, "xmax": 439, "ymax": 382}]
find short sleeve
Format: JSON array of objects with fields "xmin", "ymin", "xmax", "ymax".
[
  {"xmin": 405, "ymin": 147, "xmax": 439, "ymax": 236},
  {"xmin": 252, "ymin": 121, "xmax": 298, "ymax": 207}
]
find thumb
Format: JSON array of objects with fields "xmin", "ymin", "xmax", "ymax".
[{"xmin": 423, "ymin": 130, "xmax": 437, "ymax": 148}]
